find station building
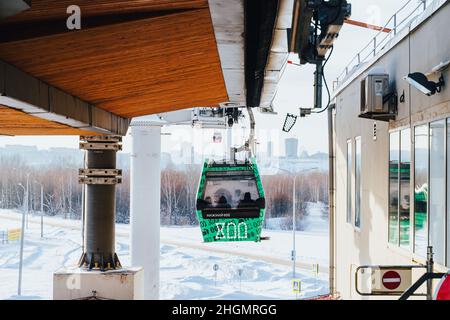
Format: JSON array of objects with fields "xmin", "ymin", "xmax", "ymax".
[{"xmin": 332, "ymin": 0, "xmax": 450, "ymax": 299}]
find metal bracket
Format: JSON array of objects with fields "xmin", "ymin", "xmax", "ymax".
[
  {"xmin": 78, "ymin": 177, "xmax": 122, "ymax": 185},
  {"xmin": 79, "ymin": 142, "xmax": 122, "ymax": 151},
  {"xmin": 79, "ymin": 169, "xmax": 122, "ymax": 176},
  {"xmin": 79, "ymin": 168, "xmax": 122, "ymax": 185},
  {"xmin": 80, "ymin": 135, "xmax": 122, "ymax": 143}
]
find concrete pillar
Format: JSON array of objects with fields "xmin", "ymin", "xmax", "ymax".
[{"xmin": 130, "ymin": 124, "xmax": 162, "ymax": 300}]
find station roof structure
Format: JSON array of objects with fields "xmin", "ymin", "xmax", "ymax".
[{"xmin": 0, "ymin": 0, "xmax": 292, "ymax": 136}]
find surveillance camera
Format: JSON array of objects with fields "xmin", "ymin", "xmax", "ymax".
[
  {"xmin": 299, "ymin": 108, "xmax": 312, "ymax": 117},
  {"xmin": 403, "ymin": 72, "xmax": 445, "ymax": 96}
]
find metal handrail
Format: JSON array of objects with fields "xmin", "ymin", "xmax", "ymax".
[{"xmin": 334, "ymin": 0, "xmax": 433, "ymax": 91}]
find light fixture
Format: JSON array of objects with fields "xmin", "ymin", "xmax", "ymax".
[{"xmin": 403, "ymin": 72, "xmax": 445, "ymax": 96}]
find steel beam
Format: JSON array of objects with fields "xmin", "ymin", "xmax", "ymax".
[{"xmin": 0, "ymin": 60, "xmax": 129, "ymax": 136}]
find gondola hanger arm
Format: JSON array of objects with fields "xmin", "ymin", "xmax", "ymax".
[{"xmin": 230, "ymin": 107, "xmax": 256, "ymax": 162}]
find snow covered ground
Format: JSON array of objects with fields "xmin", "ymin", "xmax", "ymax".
[{"xmin": 0, "ymin": 202, "xmax": 328, "ymax": 300}]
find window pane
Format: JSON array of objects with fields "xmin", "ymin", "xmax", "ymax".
[
  {"xmin": 203, "ymin": 177, "xmax": 260, "ymax": 209},
  {"xmin": 389, "ymin": 131, "xmax": 400, "ymax": 245},
  {"xmin": 400, "ymin": 129, "xmax": 411, "ymax": 248},
  {"xmin": 414, "ymin": 125, "xmax": 428, "ymax": 257},
  {"xmin": 429, "ymin": 120, "xmax": 445, "ymax": 265},
  {"xmin": 347, "ymin": 140, "xmax": 352, "ymax": 224},
  {"xmin": 355, "ymin": 137, "xmax": 361, "ymax": 228}
]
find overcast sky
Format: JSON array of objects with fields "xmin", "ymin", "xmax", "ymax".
[{"xmin": 0, "ymin": 0, "xmax": 410, "ymax": 155}]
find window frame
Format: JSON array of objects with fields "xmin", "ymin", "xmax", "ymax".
[
  {"xmin": 428, "ymin": 119, "xmax": 447, "ymax": 265},
  {"xmin": 388, "ymin": 128, "xmax": 413, "ymax": 250},
  {"xmin": 388, "ymin": 130, "xmax": 400, "ymax": 246},
  {"xmin": 385, "ymin": 117, "xmax": 450, "ymax": 268},
  {"xmin": 412, "ymin": 123, "xmax": 429, "ymax": 258},
  {"xmin": 354, "ymin": 136, "xmax": 362, "ymax": 230},
  {"xmin": 346, "ymin": 139, "xmax": 353, "ymax": 225},
  {"xmin": 399, "ymin": 128, "xmax": 412, "ymax": 250}
]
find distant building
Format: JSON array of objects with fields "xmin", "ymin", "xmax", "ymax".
[
  {"xmin": 267, "ymin": 141, "xmax": 273, "ymax": 159},
  {"xmin": 179, "ymin": 142, "xmax": 194, "ymax": 164},
  {"xmin": 285, "ymin": 138, "xmax": 298, "ymax": 159},
  {"xmin": 161, "ymin": 152, "xmax": 174, "ymax": 169}
]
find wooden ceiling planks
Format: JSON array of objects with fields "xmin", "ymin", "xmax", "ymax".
[
  {"xmin": 0, "ymin": 7, "xmax": 228, "ymax": 119},
  {"xmin": 0, "ymin": 105, "xmax": 98, "ymax": 136},
  {"xmin": 1, "ymin": 0, "xmax": 209, "ymax": 24}
]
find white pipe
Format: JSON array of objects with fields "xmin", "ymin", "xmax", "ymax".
[
  {"xmin": 328, "ymin": 105, "xmax": 336, "ymax": 297},
  {"xmin": 292, "ymin": 175, "xmax": 296, "ymax": 278},
  {"xmin": 130, "ymin": 125, "xmax": 162, "ymax": 300}
]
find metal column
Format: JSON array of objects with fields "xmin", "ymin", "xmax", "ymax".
[
  {"xmin": 314, "ymin": 61, "xmax": 324, "ymax": 109},
  {"xmin": 77, "ymin": 135, "xmax": 123, "ymax": 271}
]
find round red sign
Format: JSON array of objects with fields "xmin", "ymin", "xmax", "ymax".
[
  {"xmin": 435, "ymin": 274, "xmax": 450, "ymax": 300},
  {"xmin": 382, "ymin": 271, "xmax": 402, "ymax": 290}
]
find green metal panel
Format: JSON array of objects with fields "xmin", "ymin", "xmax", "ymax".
[{"xmin": 195, "ymin": 158, "xmax": 266, "ymax": 242}]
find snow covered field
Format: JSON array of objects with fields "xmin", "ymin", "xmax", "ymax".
[{"xmin": 0, "ymin": 203, "xmax": 328, "ymax": 300}]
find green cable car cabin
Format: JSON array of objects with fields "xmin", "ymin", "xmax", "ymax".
[{"xmin": 196, "ymin": 158, "xmax": 266, "ymax": 242}]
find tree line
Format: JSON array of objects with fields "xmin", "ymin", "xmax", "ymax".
[{"xmin": 0, "ymin": 155, "xmax": 328, "ymax": 226}]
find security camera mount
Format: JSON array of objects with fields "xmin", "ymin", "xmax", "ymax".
[
  {"xmin": 435, "ymin": 74, "xmax": 445, "ymax": 94},
  {"xmin": 299, "ymin": 108, "xmax": 312, "ymax": 117}
]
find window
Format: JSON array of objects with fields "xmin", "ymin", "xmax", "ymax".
[
  {"xmin": 414, "ymin": 125, "xmax": 428, "ymax": 257},
  {"xmin": 400, "ymin": 129, "xmax": 411, "ymax": 249},
  {"xmin": 389, "ymin": 129, "xmax": 411, "ymax": 248},
  {"xmin": 355, "ymin": 137, "xmax": 361, "ymax": 228},
  {"xmin": 389, "ymin": 131, "xmax": 400, "ymax": 245},
  {"xmin": 347, "ymin": 140, "xmax": 352, "ymax": 224},
  {"xmin": 386, "ymin": 120, "xmax": 450, "ymax": 263},
  {"xmin": 429, "ymin": 119, "xmax": 446, "ymax": 265},
  {"xmin": 202, "ymin": 177, "xmax": 260, "ymax": 209}
]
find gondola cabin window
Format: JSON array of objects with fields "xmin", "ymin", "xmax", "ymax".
[{"xmin": 202, "ymin": 179, "xmax": 260, "ymax": 212}]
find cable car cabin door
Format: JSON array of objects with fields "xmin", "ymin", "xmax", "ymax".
[{"xmin": 195, "ymin": 158, "xmax": 266, "ymax": 242}]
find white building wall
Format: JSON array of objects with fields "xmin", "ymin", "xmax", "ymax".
[{"xmin": 334, "ymin": 1, "xmax": 450, "ymax": 299}]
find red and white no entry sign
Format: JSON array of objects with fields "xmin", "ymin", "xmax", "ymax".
[
  {"xmin": 435, "ymin": 274, "xmax": 450, "ymax": 300},
  {"xmin": 382, "ymin": 271, "xmax": 402, "ymax": 290}
]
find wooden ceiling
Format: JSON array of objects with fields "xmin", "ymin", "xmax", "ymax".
[
  {"xmin": 0, "ymin": 105, "xmax": 98, "ymax": 136},
  {"xmin": 1, "ymin": 0, "xmax": 209, "ymax": 23},
  {"xmin": 0, "ymin": 0, "xmax": 228, "ymax": 133}
]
